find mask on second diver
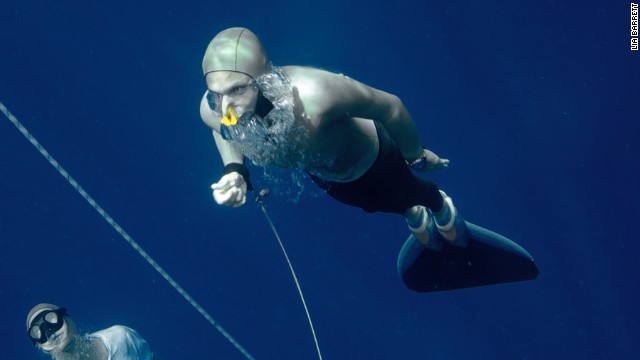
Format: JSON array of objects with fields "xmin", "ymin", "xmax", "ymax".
[
  {"xmin": 207, "ymin": 89, "xmax": 275, "ymax": 141},
  {"xmin": 27, "ymin": 308, "xmax": 67, "ymax": 345}
]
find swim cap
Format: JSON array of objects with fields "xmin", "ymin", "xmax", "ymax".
[
  {"xmin": 26, "ymin": 303, "xmax": 60, "ymax": 330},
  {"xmin": 202, "ymin": 27, "xmax": 272, "ymax": 78}
]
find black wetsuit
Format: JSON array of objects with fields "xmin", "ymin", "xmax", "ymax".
[{"xmin": 310, "ymin": 122, "xmax": 444, "ymax": 214}]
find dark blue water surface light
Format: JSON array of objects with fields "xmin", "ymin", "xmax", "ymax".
[{"xmin": 1, "ymin": 1, "xmax": 638, "ymax": 359}]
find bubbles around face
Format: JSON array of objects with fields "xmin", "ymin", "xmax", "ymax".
[
  {"xmin": 222, "ymin": 67, "xmax": 309, "ymax": 169},
  {"xmin": 215, "ymin": 67, "xmax": 338, "ymax": 202}
]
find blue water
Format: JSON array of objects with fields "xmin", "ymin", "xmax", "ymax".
[{"xmin": 1, "ymin": 1, "xmax": 638, "ymax": 359}]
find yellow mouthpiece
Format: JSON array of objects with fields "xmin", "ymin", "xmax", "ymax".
[{"xmin": 221, "ymin": 106, "xmax": 238, "ymax": 126}]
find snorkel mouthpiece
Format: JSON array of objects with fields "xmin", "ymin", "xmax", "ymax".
[{"xmin": 221, "ymin": 106, "xmax": 238, "ymax": 126}]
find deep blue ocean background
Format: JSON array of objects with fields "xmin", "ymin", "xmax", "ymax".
[{"xmin": 1, "ymin": 1, "xmax": 638, "ymax": 359}]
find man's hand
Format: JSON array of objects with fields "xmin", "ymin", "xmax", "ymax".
[
  {"xmin": 211, "ymin": 172, "xmax": 247, "ymax": 207},
  {"xmin": 422, "ymin": 148, "xmax": 449, "ymax": 171},
  {"xmin": 407, "ymin": 148, "xmax": 450, "ymax": 172}
]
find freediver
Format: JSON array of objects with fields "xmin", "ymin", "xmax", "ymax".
[{"xmin": 200, "ymin": 27, "xmax": 468, "ymax": 264}]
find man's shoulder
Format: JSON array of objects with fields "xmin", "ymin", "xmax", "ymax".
[
  {"xmin": 283, "ymin": 66, "xmax": 345, "ymax": 87},
  {"xmin": 92, "ymin": 325, "xmax": 137, "ymax": 339},
  {"xmin": 283, "ymin": 66, "xmax": 354, "ymax": 111}
]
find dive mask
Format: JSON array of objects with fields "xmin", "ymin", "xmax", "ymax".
[{"xmin": 27, "ymin": 308, "xmax": 67, "ymax": 345}]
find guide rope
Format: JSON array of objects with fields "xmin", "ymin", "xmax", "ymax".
[{"xmin": 255, "ymin": 189, "xmax": 323, "ymax": 360}]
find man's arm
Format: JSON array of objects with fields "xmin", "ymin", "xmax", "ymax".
[
  {"xmin": 212, "ymin": 130, "xmax": 244, "ymax": 165},
  {"xmin": 200, "ymin": 92, "xmax": 244, "ymax": 166},
  {"xmin": 199, "ymin": 92, "xmax": 249, "ymax": 207}
]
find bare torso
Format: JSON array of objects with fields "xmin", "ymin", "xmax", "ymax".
[{"xmin": 293, "ymin": 114, "xmax": 378, "ymax": 182}]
